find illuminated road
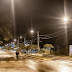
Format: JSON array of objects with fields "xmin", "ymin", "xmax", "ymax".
[
  {"xmin": 25, "ymin": 59, "xmax": 72, "ymax": 72},
  {"xmin": 0, "ymin": 50, "xmax": 11, "ymax": 58},
  {"xmin": 0, "ymin": 50, "xmax": 72, "ymax": 72},
  {"xmin": 0, "ymin": 50, "xmax": 15, "ymax": 58}
]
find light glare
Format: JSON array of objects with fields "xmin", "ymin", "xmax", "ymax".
[
  {"xmin": 64, "ymin": 17, "xmax": 68, "ymax": 22},
  {"xmin": 14, "ymin": 39, "xmax": 16, "ymax": 42},
  {"xmin": 20, "ymin": 36, "xmax": 22, "ymax": 38},
  {"xmin": 31, "ymin": 30, "xmax": 34, "ymax": 33}
]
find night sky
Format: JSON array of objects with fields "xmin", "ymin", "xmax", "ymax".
[
  {"xmin": 0, "ymin": 0, "xmax": 72, "ymax": 40},
  {"xmin": 15, "ymin": 0, "xmax": 64, "ymax": 36}
]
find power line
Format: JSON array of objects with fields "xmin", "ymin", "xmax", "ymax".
[{"xmin": 46, "ymin": 28, "xmax": 72, "ymax": 38}]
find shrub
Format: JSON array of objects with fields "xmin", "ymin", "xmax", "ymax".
[
  {"xmin": 56, "ymin": 46, "xmax": 69, "ymax": 55},
  {"xmin": 19, "ymin": 44, "xmax": 26, "ymax": 50},
  {"xmin": 6, "ymin": 46, "xmax": 11, "ymax": 50}
]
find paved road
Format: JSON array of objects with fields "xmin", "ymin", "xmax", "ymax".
[
  {"xmin": 0, "ymin": 50, "xmax": 16, "ymax": 58},
  {"xmin": 0, "ymin": 50, "xmax": 72, "ymax": 72},
  {"xmin": 0, "ymin": 50, "xmax": 13, "ymax": 57}
]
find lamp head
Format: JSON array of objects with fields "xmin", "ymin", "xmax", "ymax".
[
  {"xmin": 64, "ymin": 17, "xmax": 68, "ymax": 22},
  {"xmin": 31, "ymin": 30, "xmax": 34, "ymax": 33}
]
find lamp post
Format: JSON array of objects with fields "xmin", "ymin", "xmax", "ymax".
[
  {"xmin": 14, "ymin": 39, "xmax": 16, "ymax": 46},
  {"xmin": 17, "ymin": 36, "xmax": 22, "ymax": 46},
  {"xmin": 24, "ymin": 34, "xmax": 26, "ymax": 46},
  {"xmin": 64, "ymin": 17, "xmax": 68, "ymax": 48},
  {"xmin": 37, "ymin": 31, "xmax": 40, "ymax": 52},
  {"xmin": 18, "ymin": 36, "xmax": 26, "ymax": 46},
  {"xmin": 30, "ymin": 29, "xmax": 40, "ymax": 52},
  {"xmin": 64, "ymin": 17, "xmax": 68, "ymax": 22},
  {"xmin": 14, "ymin": 39, "xmax": 16, "ymax": 42},
  {"xmin": 11, "ymin": 0, "xmax": 16, "ymax": 38},
  {"xmin": 20, "ymin": 36, "xmax": 22, "ymax": 39},
  {"xmin": 30, "ymin": 29, "xmax": 34, "ymax": 44},
  {"xmin": 31, "ymin": 30, "xmax": 34, "ymax": 34}
]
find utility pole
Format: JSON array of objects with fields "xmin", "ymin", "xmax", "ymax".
[
  {"xmin": 31, "ymin": 40, "xmax": 32, "ymax": 44},
  {"xmin": 37, "ymin": 31, "xmax": 40, "ymax": 52},
  {"xmin": 17, "ymin": 37, "xmax": 19, "ymax": 47},
  {"xmin": 24, "ymin": 34, "xmax": 26, "ymax": 46},
  {"xmin": 24, "ymin": 38, "xmax": 25, "ymax": 45}
]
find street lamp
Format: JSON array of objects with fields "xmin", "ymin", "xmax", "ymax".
[
  {"xmin": 18, "ymin": 36, "xmax": 26, "ymax": 46},
  {"xmin": 30, "ymin": 29, "xmax": 40, "ymax": 52},
  {"xmin": 31, "ymin": 29, "xmax": 34, "ymax": 34},
  {"xmin": 11, "ymin": 0, "xmax": 16, "ymax": 38},
  {"xmin": 17, "ymin": 36, "xmax": 22, "ymax": 45},
  {"xmin": 63, "ymin": 17, "xmax": 68, "ymax": 49},
  {"xmin": 14, "ymin": 39, "xmax": 16, "ymax": 46},
  {"xmin": 20, "ymin": 36, "xmax": 22, "ymax": 38},
  {"xmin": 64, "ymin": 17, "xmax": 68, "ymax": 22},
  {"xmin": 30, "ymin": 29, "xmax": 34, "ymax": 44},
  {"xmin": 20, "ymin": 35, "xmax": 26, "ymax": 45},
  {"xmin": 14, "ymin": 39, "xmax": 16, "ymax": 42}
]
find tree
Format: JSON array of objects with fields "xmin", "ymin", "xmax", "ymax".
[
  {"xmin": 0, "ymin": 10, "xmax": 13, "ymax": 43},
  {"xmin": 43, "ymin": 44, "xmax": 54, "ymax": 55},
  {"xmin": 26, "ymin": 44, "xmax": 34, "ymax": 50},
  {"xmin": 26, "ymin": 44, "xmax": 38, "ymax": 50},
  {"xmin": 19, "ymin": 44, "xmax": 26, "ymax": 50},
  {"xmin": 56, "ymin": 46, "xmax": 68, "ymax": 55},
  {"xmin": 33, "ymin": 45, "xmax": 38, "ymax": 50}
]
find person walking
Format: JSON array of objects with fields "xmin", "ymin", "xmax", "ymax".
[{"xmin": 16, "ymin": 49, "xmax": 19, "ymax": 59}]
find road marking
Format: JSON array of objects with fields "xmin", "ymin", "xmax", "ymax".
[
  {"xmin": 9, "ymin": 61, "xmax": 15, "ymax": 63},
  {"xmin": 1, "ymin": 61, "xmax": 6, "ymax": 63},
  {"xmin": 25, "ymin": 64, "xmax": 36, "ymax": 70},
  {"xmin": 17, "ymin": 61, "xmax": 23, "ymax": 63}
]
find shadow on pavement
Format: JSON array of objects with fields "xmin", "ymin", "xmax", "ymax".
[
  {"xmin": 0, "ymin": 57, "xmax": 15, "ymax": 61},
  {"xmin": 37, "ymin": 63, "xmax": 55, "ymax": 72}
]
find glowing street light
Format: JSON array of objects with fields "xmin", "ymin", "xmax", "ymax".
[
  {"xmin": 31, "ymin": 29, "xmax": 34, "ymax": 34},
  {"xmin": 64, "ymin": 17, "xmax": 68, "ymax": 22},
  {"xmin": 63, "ymin": 16, "xmax": 69, "ymax": 50},
  {"xmin": 7, "ymin": 44, "xmax": 9, "ymax": 46},
  {"xmin": 20, "ymin": 36, "xmax": 22, "ymax": 38},
  {"xmin": 14, "ymin": 39, "xmax": 16, "ymax": 42},
  {"xmin": 30, "ymin": 29, "xmax": 40, "ymax": 52}
]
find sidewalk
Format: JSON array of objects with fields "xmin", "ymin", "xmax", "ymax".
[
  {"xmin": 26, "ymin": 53, "xmax": 72, "ymax": 61},
  {"xmin": 28, "ymin": 53, "xmax": 43, "ymax": 56}
]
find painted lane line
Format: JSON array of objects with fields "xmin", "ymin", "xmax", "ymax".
[
  {"xmin": 1, "ymin": 61, "xmax": 6, "ymax": 63},
  {"xmin": 17, "ymin": 61, "xmax": 23, "ymax": 63},
  {"xmin": 9, "ymin": 61, "xmax": 15, "ymax": 63}
]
